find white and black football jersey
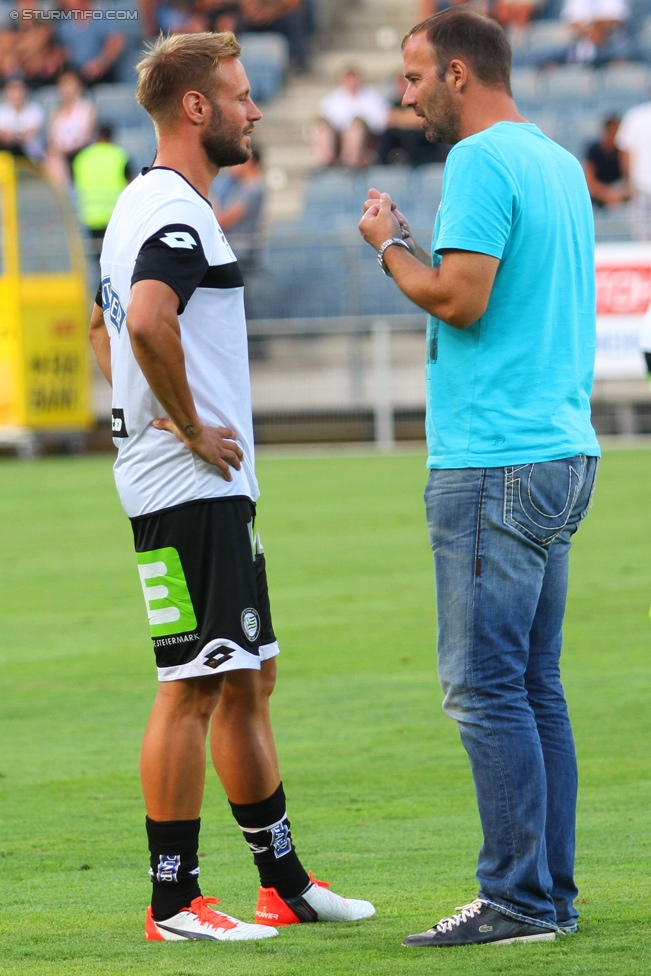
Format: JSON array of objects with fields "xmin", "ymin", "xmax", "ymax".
[{"xmin": 98, "ymin": 167, "xmax": 259, "ymax": 518}]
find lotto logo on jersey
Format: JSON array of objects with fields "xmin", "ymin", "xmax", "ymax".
[
  {"xmin": 101, "ymin": 275, "xmax": 126, "ymax": 336},
  {"xmin": 160, "ymin": 231, "xmax": 197, "ymax": 250},
  {"xmin": 136, "ymin": 547, "xmax": 198, "ymax": 638}
]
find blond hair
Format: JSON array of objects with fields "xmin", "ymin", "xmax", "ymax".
[{"xmin": 136, "ymin": 32, "xmax": 242, "ymax": 129}]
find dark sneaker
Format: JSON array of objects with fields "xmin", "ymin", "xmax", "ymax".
[{"xmin": 402, "ymin": 899, "xmax": 557, "ymax": 947}]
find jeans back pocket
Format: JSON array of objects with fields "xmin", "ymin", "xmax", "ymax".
[{"xmin": 503, "ymin": 458, "xmax": 584, "ymax": 547}]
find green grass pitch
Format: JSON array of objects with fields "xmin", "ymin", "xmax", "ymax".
[{"xmin": 0, "ymin": 448, "xmax": 650, "ymax": 976}]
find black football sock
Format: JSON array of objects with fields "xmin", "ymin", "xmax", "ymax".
[
  {"xmin": 229, "ymin": 782, "xmax": 310, "ymax": 899},
  {"xmin": 146, "ymin": 816, "xmax": 202, "ymax": 921}
]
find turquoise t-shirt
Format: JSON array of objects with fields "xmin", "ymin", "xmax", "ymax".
[{"xmin": 426, "ymin": 121, "xmax": 601, "ymax": 468}]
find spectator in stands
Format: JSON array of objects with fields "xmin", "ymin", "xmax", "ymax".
[
  {"xmin": 561, "ymin": 0, "xmax": 634, "ymax": 64},
  {"xmin": 240, "ymin": 0, "xmax": 311, "ymax": 72},
  {"xmin": 0, "ymin": 78, "xmax": 45, "ymax": 160},
  {"xmin": 417, "ymin": 0, "xmax": 490, "ymax": 19},
  {"xmin": 493, "ymin": 0, "xmax": 546, "ymax": 32},
  {"xmin": 209, "ymin": 146, "xmax": 265, "ymax": 268},
  {"xmin": 140, "ymin": 0, "xmax": 212, "ymax": 35},
  {"xmin": 72, "ymin": 124, "xmax": 132, "ymax": 241},
  {"xmin": 44, "ymin": 70, "xmax": 96, "ymax": 187},
  {"xmin": 151, "ymin": 0, "xmax": 211, "ymax": 35},
  {"xmin": 378, "ymin": 73, "xmax": 450, "ymax": 166},
  {"xmin": 0, "ymin": 0, "xmax": 64, "ymax": 87},
  {"xmin": 615, "ymin": 97, "xmax": 651, "ymax": 240},
  {"xmin": 207, "ymin": 2, "xmax": 244, "ymax": 33},
  {"xmin": 56, "ymin": 0, "xmax": 126, "ymax": 84},
  {"xmin": 312, "ymin": 68, "xmax": 390, "ymax": 170},
  {"xmin": 582, "ymin": 116, "xmax": 630, "ymax": 208}
]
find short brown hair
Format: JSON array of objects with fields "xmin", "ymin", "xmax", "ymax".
[
  {"xmin": 136, "ymin": 31, "xmax": 242, "ymax": 128},
  {"xmin": 403, "ymin": 9, "xmax": 512, "ymax": 95}
]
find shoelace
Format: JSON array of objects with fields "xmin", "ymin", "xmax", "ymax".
[
  {"xmin": 308, "ymin": 871, "xmax": 331, "ymax": 889},
  {"xmin": 189, "ymin": 896, "xmax": 237, "ymax": 931},
  {"xmin": 434, "ymin": 899, "xmax": 484, "ymax": 933}
]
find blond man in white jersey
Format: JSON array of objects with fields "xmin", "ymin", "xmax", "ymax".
[{"xmin": 88, "ymin": 31, "xmax": 374, "ymax": 943}]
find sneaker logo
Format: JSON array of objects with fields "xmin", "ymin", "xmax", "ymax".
[
  {"xmin": 478, "ymin": 924, "xmax": 493, "ymax": 933},
  {"xmin": 256, "ymin": 910, "xmax": 279, "ymax": 919}
]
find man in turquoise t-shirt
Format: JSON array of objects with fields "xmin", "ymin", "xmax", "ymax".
[{"xmin": 359, "ymin": 8, "xmax": 600, "ymax": 949}]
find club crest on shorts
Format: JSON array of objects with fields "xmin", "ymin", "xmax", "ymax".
[{"xmin": 241, "ymin": 608, "xmax": 260, "ymax": 642}]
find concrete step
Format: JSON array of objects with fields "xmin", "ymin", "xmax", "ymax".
[
  {"xmin": 254, "ymin": 0, "xmax": 417, "ymax": 226},
  {"xmin": 314, "ymin": 48, "xmax": 405, "ymax": 83},
  {"xmin": 265, "ymin": 142, "xmax": 315, "ymax": 173}
]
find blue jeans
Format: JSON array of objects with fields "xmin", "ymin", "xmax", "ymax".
[{"xmin": 425, "ymin": 455, "xmax": 598, "ymax": 929}]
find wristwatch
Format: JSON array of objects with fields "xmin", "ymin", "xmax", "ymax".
[{"xmin": 377, "ymin": 237, "xmax": 410, "ymax": 277}]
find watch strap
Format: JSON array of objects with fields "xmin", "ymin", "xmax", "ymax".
[{"xmin": 377, "ymin": 237, "xmax": 410, "ymax": 277}]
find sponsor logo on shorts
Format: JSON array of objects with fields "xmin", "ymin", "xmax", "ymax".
[
  {"xmin": 203, "ymin": 647, "xmax": 233, "ymax": 670},
  {"xmin": 156, "ymin": 855, "xmax": 181, "ymax": 882},
  {"xmin": 153, "ymin": 632, "xmax": 199, "ymax": 648},
  {"xmin": 241, "ymin": 608, "xmax": 260, "ymax": 642},
  {"xmin": 136, "ymin": 547, "xmax": 197, "ymax": 638}
]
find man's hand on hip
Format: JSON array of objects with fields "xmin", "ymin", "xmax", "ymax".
[{"xmin": 152, "ymin": 417, "xmax": 243, "ymax": 481}]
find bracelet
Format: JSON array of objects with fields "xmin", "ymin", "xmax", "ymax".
[{"xmin": 377, "ymin": 237, "xmax": 410, "ymax": 277}]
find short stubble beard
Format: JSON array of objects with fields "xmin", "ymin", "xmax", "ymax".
[
  {"xmin": 422, "ymin": 79, "xmax": 462, "ymax": 145},
  {"xmin": 201, "ymin": 99, "xmax": 251, "ymax": 168}
]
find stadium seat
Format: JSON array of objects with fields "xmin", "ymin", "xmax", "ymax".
[
  {"xmin": 639, "ymin": 16, "xmax": 651, "ymax": 61},
  {"xmin": 627, "ymin": 0, "xmax": 651, "ymax": 31},
  {"xmin": 555, "ymin": 112, "xmax": 601, "ymax": 159},
  {"xmin": 417, "ymin": 163, "xmax": 445, "ymax": 196},
  {"xmin": 17, "ymin": 168, "xmax": 72, "ymax": 273},
  {"xmin": 93, "ymin": 83, "xmax": 148, "ymax": 128},
  {"xmin": 96, "ymin": 0, "xmax": 141, "ymax": 39},
  {"xmin": 301, "ymin": 170, "xmax": 358, "ymax": 227},
  {"xmin": 355, "ymin": 165, "xmax": 411, "ymax": 203},
  {"xmin": 599, "ymin": 62, "xmax": 651, "ymax": 93},
  {"xmin": 541, "ymin": 66, "xmax": 598, "ymax": 107},
  {"xmin": 116, "ymin": 46, "xmax": 145, "ymax": 85},
  {"xmin": 238, "ymin": 32, "xmax": 289, "ymax": 103},
  {"xmin": 115, "ymin": 125, "xmax": 157, "ymax": 172},
  {"xmin": 33, "ymin": 85, "xmax": 61, "ymax": 120},
  {"xmin": 253, "ymin": 234, "xmax": 351, "ymax": 318},
  {"xmin": 511, "ymin": 67, "xmax": 543, "ymax": 112},
  {"xmin": 593, "ymin": 204, "xmax": 634, "ymax": 242},
  {"xmin": 0, "ymin": 0, "xmax": 12, "ymax": 27},
  {"xmin": 597, "ymin": 63, "xmax": 651, "ymax": 114},
  {"xmin": 525, "ymin": 20, "xmax": 573, "ymax": 57},
  {"xmin": 413, "ymin": 164, "xmax": 445, "ymax": 227},
  {"xmin": 526, "ymin": 110, "xmax": 564, "ymax": 145},
  {"xmin": 356, "ymin": 262, "xmax": 419, "ymax": 316}
]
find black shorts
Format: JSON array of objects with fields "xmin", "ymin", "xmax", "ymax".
[{"xmin": 130, "ymin": 497, "xmax": 279, "ymax": 680}]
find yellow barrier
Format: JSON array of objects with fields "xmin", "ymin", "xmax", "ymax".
[{"xmin": 0, "ymin": 152, "xmax": 91, "ymax": 445}]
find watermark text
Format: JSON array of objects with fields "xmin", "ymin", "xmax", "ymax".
[{"xmin": 10, "ymin": 8, "xmax": 138, "ymax": 20}]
